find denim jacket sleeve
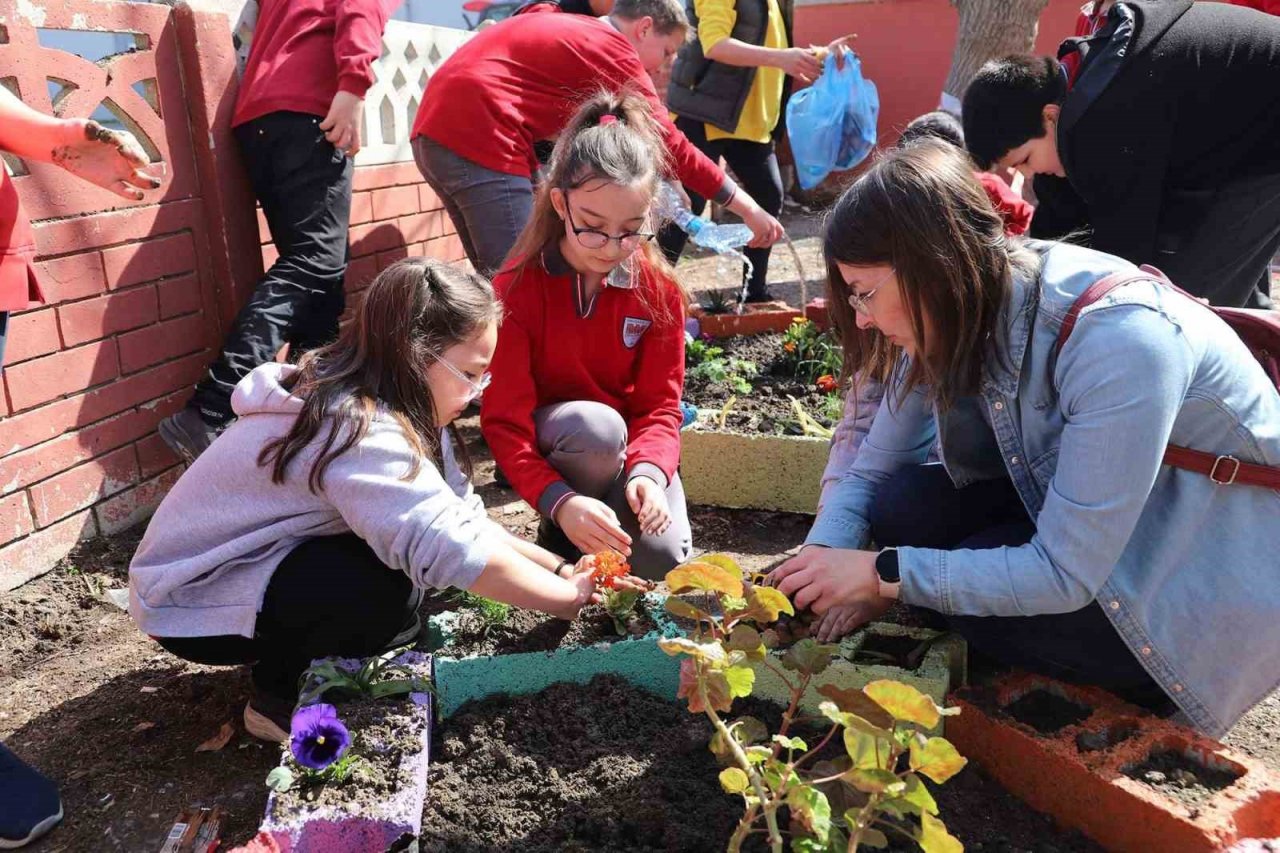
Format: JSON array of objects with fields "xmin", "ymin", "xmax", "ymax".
[
  {"xmin": 806, "ymin": 376, "xmax": 938, "ymax": 550},
  {"xmin": 900, "ymin": 297, "xmax": 1197, "ymax": 616}
]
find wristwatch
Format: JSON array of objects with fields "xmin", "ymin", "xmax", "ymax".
[{"xmin": 874, "ymin": 547, "xmax": 900, "ymax": 584}]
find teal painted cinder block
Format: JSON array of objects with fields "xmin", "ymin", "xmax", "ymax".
[{"xmin": 429, "ymin": 593, "xmax": 684, "ymax": 720}]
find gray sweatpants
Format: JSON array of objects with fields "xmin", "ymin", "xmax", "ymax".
[{"xmin": 535, "ymin": 401, "xmax": 692, "ymax": 580}]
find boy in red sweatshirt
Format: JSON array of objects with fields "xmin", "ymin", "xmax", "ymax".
[
  {"xmin": 412, "ymin": 0, "xmax": 783, "ymax": 276},
  {"xmin": 159, "ymin": 0, "xmax": 398, "ymax": 463}
]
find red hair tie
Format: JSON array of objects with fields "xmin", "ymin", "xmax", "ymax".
[{"xmin": 598, "ymin": 114, "xmax": 619, "ymax": 127}]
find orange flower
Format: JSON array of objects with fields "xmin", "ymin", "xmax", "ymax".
[
  {"xmin": 783, "ymin": 342, "xmax": 797, "ymax": 354},
  {"xmin": 592, "ymin": 550, "xmax": 632, "ymax": 589},
  {"xmin": 816, "ymin": 374, "xmax": 839, "ymax": 393}
]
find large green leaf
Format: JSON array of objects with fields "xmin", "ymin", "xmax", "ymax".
[
  {"xmin": 864, "ymin": 680, "xmax": 941, "ymax": 728},
  {"xmin": 858, "ymin": 828, "xmax": 889, "ymax": 849},
  {"xmin": 909, "ymin": 736, "xmax": 968, "ymax": 784},
  {"xmin": 667, "ymin": 562, "xmax": 743, "ymax": 597},
  {"xmin": 782, "ymin": 638, "xmax": 838, "ymax": 675},
  {"xmin": 727, "ymin": 625, "xmax": 766, "ymax": 660},
  {"xmin": 843, "ymin": 727, "xmax": 892, "ymax": 771},
  {"xmin": 893, "ymin": 772, "xmax": 939, "ymax": 816},
  {"xmin": 816, "ymin": 684, "xmax": 894, "ymax": 730},
  {"xmin": 917, "ymin": 812, "xmax": 963, "ymax": 853},
  {"xmin": 719, "ymin": 767, "xmax": 750, "ymax": 794},
  {"xmin": 676, "ymin": 658, "xmax": 733, "ymax": 713},
  {"xmin": 664, "ymin": 596, "xmax": 709, "ymax": 622},
  {"xmin": 727, "ymin": 584, "xmax": 795, "ymax": 624},
  {"xmin": 772, "ymin": 734, "xmax": 808, "ymax": 752},
  {"xmin": 786, "ymin": 784, "xmax": 832, "ymax": 843},
  {"xmin": 723, "ymin": 664, "xmax": 756, "ymax": 699},
  {"xmin": 846, "ymin": 769, "xmax": 905, "ymax": 796}
]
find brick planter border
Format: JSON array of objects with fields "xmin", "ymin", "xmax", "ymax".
[
  {"xmin": 691, "ymin": 301, "xmax": 804, "ymax": 338},
  {"xmin": 259, "ymin": 651, "xmax": 434, "ymax": 852},
  {"xmin": 947, "ymin": 673, "xmax": 1280, "ymax": 852}
]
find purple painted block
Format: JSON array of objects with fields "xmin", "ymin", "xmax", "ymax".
[{"xmin": 258, "ymin": 652, "xmax": 433, "ymax": 852}]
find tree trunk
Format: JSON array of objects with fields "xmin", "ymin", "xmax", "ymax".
[{"xmin": 942, "ymin": 0, "xmax": 1052, "ymax": 107}]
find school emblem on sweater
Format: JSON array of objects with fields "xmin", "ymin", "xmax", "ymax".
[{"xmin": 622, "ymin": 316, "xmax": 652, "ymax": 348}]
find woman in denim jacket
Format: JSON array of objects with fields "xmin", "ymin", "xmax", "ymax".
[{"xmin": 771, "ymin": 141, "xmax": 1280, "ymax": 736}]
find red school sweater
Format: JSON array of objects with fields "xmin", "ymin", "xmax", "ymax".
[
  {"xmin": 411, "ymin": 13, "xmax": 730, "ymax": 203},
  {"xmin": 480, "ymin": 249, "xmax": 686, "ymax": 516},
  {"xmin": 232, "ymin": 0, "xmax": 398, "ymax": 128}
]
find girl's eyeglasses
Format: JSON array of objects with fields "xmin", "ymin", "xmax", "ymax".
[
  {"xmin": 846, "ymin": 268, "xmax": 897, "ymax": 315},
  {"xmin": 431, "ymin": 353, "xmax": 491, "ymax": 402},
  {"xmin": 565, "ymin": 199, "xmax": 654, "ymax": 251}
]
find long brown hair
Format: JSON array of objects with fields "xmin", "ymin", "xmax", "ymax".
[
  {"xmin": 258, "ymin": 258, "xmax": 502, "ymax": 492},
  {"xmin": 504, "ymin": 88, "xmax": 686, "ymax": 322},
  {"xmin": 823, "ymin": 140, "xmax": 1039, "ymax": 411}
]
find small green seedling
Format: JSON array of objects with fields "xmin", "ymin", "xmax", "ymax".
[{"xmin": 297, "ymin": 648, "xmax": 432, "ymax": 706}]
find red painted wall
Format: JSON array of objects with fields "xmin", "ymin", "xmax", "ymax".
[{"xmin": 793, "ymin": 0, "xmax": 1083, "ymax": 148}]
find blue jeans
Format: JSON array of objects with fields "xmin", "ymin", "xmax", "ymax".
[
  {"xmin": 412, "ymin": 136, "xmax": 533, "ymax": 276},
  {"xmin": 871, "ymin": 463, "xmax": 1173, "ymax": 712}
]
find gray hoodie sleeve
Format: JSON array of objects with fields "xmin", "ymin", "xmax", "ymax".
[{"xmin": 320, "ymin": 421, "xmax": 500, "ymax": 591}]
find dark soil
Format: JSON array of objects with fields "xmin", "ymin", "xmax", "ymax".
[
  {"xmin": 420, "ymin": 675, "xmax": 1105, "ymax": 853},
  {"xmin": 1002, "ymin": 689, "xmax": 1094, "ymax": 735},
  {"xmin": 684, "ymin": 333, "xmax": 841, "ymax": 436},
  {"xmin": 851, "ymin": 633, "xmax": 933, "ymax": 672},
  {"xmin": 270, "ymin": 697, "xmax": 425, "ymax": 818},
  {"xmin": 441, "ymin": 603, "xmax": 658, "ymax": 658},
  {"xmin": 1124, "ymin": 749, "xmax": 1243, "ymax": 812},
  {"xmin": 1074, "ymin": 720, "xmax": 1141, "ymax": 753}
]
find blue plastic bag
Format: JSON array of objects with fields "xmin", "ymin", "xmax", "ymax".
[{"xmin": 786, "ymin": 49, "xmax": 880, "ymax": 190}]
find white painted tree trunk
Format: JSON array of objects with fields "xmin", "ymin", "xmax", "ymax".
[{"xmin": 942, "ymin": 0, "xmax": 1052, "ymax": 111}]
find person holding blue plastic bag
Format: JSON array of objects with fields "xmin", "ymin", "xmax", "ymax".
[
  {"xmin": 786, "ymin": 41, "xmax": 878, "ymax": 190},
  {"xmin": 659, "ymin": 0, "xmax": 853, "ymax": 302}
]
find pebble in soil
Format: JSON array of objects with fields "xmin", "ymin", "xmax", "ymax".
[
  {"xmin": 1124, "ymin": 749, "xmax": 1243, "ymax": 813},
  {"xmin": 420, "ymin": 675, "xmax": 1104, "ymax": 853},
  {"xmin": 439, "ymin": 603, "xmax": 658, "ymax": 658}
]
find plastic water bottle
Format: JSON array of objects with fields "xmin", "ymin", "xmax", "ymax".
[{"xmin": 656, "ymin": 182, "xmax": 753, "ymax": 252}]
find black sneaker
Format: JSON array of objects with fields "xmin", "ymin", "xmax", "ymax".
[
  {"xmin": 0, "ymin": 742, "xmax": 63, "ymax": 849},
  {"xmin": 157, "ymin": 406, "xmax": 224, "ymax": 464}
]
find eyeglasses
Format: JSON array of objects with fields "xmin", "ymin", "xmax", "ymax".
[
  {"xmin": 845, "ymin": 268, "xmax": 897, "ymax": 315},
  {"xmin": 430, "ymin": 352, "xmax": 491, "ymax": 402},
  {"xmin": 564, "ymin": 197, "xmax": 655, "ymax": 251}
]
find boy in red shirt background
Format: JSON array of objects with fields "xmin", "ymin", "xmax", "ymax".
[
  {"xmin": 159, "ymin": 0, "xmax": 398, "ymax": 463},
  {"xmin": 482, "ymin": 92, "xmax": 691, "ymax": 579}
]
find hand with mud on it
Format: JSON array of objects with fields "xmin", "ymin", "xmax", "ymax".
[{"xmin": 52, "ymin": 120, "xmax": 164, "ymax": 201}]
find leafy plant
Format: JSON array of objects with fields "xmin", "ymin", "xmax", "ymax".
[
  {"xmin": 701, "ymin": 288, "xmax": 735, "ymax": 315},
  {"xmin": 593, "ymin": 550, "xmax": 648, "ymax": 635},
  {"xmin": 688, "ymin": 348, "xmax": 758, "ymax": 396},
  {"xmin": 298, "ymin": 648, "xmax": 433, "ymax": 706},
  {"xmin": 452, "ymin": 590, "xmax": 512, "ymax": 633},
  {"xmin": 266, "ymin": 703, "xmax": 361, "ymax": 793},
  {"xmin": 659, "ymin": 555, "xmax": 967, "ymax": 853},
  {"xmin": 780, "ymin": 319, "xmax": 843, "ymax": 384},
  {"xmin": 687, "ymin": 335, "xmax": 724, "ymax": 369}
]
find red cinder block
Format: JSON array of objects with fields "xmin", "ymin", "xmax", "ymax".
[
  {"xmin": 28, "ymin": 444, "xmax": 140, "ymax": 528},
  {"xmin": 117, "ymin": 313, "xmax": 208, "ymax": 375},
  {"xmin": 0, "ymin": 492, "xmax": 34, "ymax": 542},
  {"xmin": 58, "ymin": 286, "xmax": 160, "ymax": 346},
  {"xmin": 102, "ymin": 232, "xmax": 198, "ymax": 290},
  {"xmin": 4, "ymin": 309, "xmax": 61, "ymax": 364},
  {"xmin": 692, "ymin": 301, "xmax": 804, "ymax": 338},
  {"xmin": 156, "ymin": 272, "xmax": 202, "ymax": 319},
  {"xmin": 36, "ymin": 252, "xmax": 108, "ymax": 302},
  {"xmin": 804, "ymin": 297, "xmax": 832, "ymax": 330},
  {"xmin": 947, "ymin": 673, "xmax": 1280, "ymax": 853},
  {"xmin": 349, "ymin": 191, "xmax": 373, "ymax": 226},
  {"xmin": 3, "ymin": 340, "xmax": 120, "ymax": 412},
  {"xmin": 371, "ymin": 185, "xmax": 419, "ymax": 221}
]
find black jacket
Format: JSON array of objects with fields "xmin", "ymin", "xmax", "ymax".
[
  {"xmin": 667, "ymin": 0, "xmax": 772, "ymax": 134},
  {"xmin": 1056, "ymin": 0, "xmax": 1280, "ymax": 273}
]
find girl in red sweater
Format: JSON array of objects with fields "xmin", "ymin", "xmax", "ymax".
[{"xmin": 481, "ymin": 91, "xmax": 691, "ymax": 579}]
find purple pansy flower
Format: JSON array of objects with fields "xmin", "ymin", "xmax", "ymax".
[{"xmin": 289, "ymin": 703, "xmax": 351, "ymax": 770}]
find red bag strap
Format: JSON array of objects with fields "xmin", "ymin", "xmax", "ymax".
[{"xmin": 1058, "ymin": 265, "xmax": 1280, "ymax": 489}]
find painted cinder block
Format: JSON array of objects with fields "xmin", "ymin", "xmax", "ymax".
[
  {"xmin": 428, "ymin": 593, "xmax": 684, "ymax": 720},
  {"xmin": 947, "ymin": 673, "xmax": 1280, "ymax": 853},
  {"xmin": 748, "ymin": 622, "xmax": 967, "ymax": 730},
  {"xmin": 260, "ymin": 651, "xmax": 435, "ymax": 852},
  {"xmin": 680, "ymin": 428, "xmax": 828, "ymax": 514},
  {"xmin": 692, "ymin": 301, "xmax": 804, "ymax": 338}
]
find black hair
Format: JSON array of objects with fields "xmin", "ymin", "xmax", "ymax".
[
  {"xmin": 961, "ymin": 55, "xmax": 1066, "ymax": 169},
  {"xmin": 897, "ymin": 110, "xmax": 965, "ymax": 149}
]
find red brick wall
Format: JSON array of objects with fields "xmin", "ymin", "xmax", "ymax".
[{"xmin": 257, "ymin": 162, "xmax": 467, "ymax": 303}]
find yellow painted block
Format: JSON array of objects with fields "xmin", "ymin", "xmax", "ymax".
[{"xmin": 681, "ymin": 428, "xmax": 829, "ymax": 513}]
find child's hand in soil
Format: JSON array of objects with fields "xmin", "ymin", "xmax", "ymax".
[
  {"xmin": 625, "ymin": 475, "xmax": 671, "ymax": 536},
  {"xmin": 555, "ymin": 495, "xmax": 633, "ymax": 557}
]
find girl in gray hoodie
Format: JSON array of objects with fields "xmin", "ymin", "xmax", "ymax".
[{"xmin": 129, "ymin": 259, "xmax": 622, "ymax": 741}]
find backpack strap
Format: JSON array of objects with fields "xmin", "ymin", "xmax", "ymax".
[{"xmin": 1058, "ymin": 265, "xmax": 1280, "ymax": 490}]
